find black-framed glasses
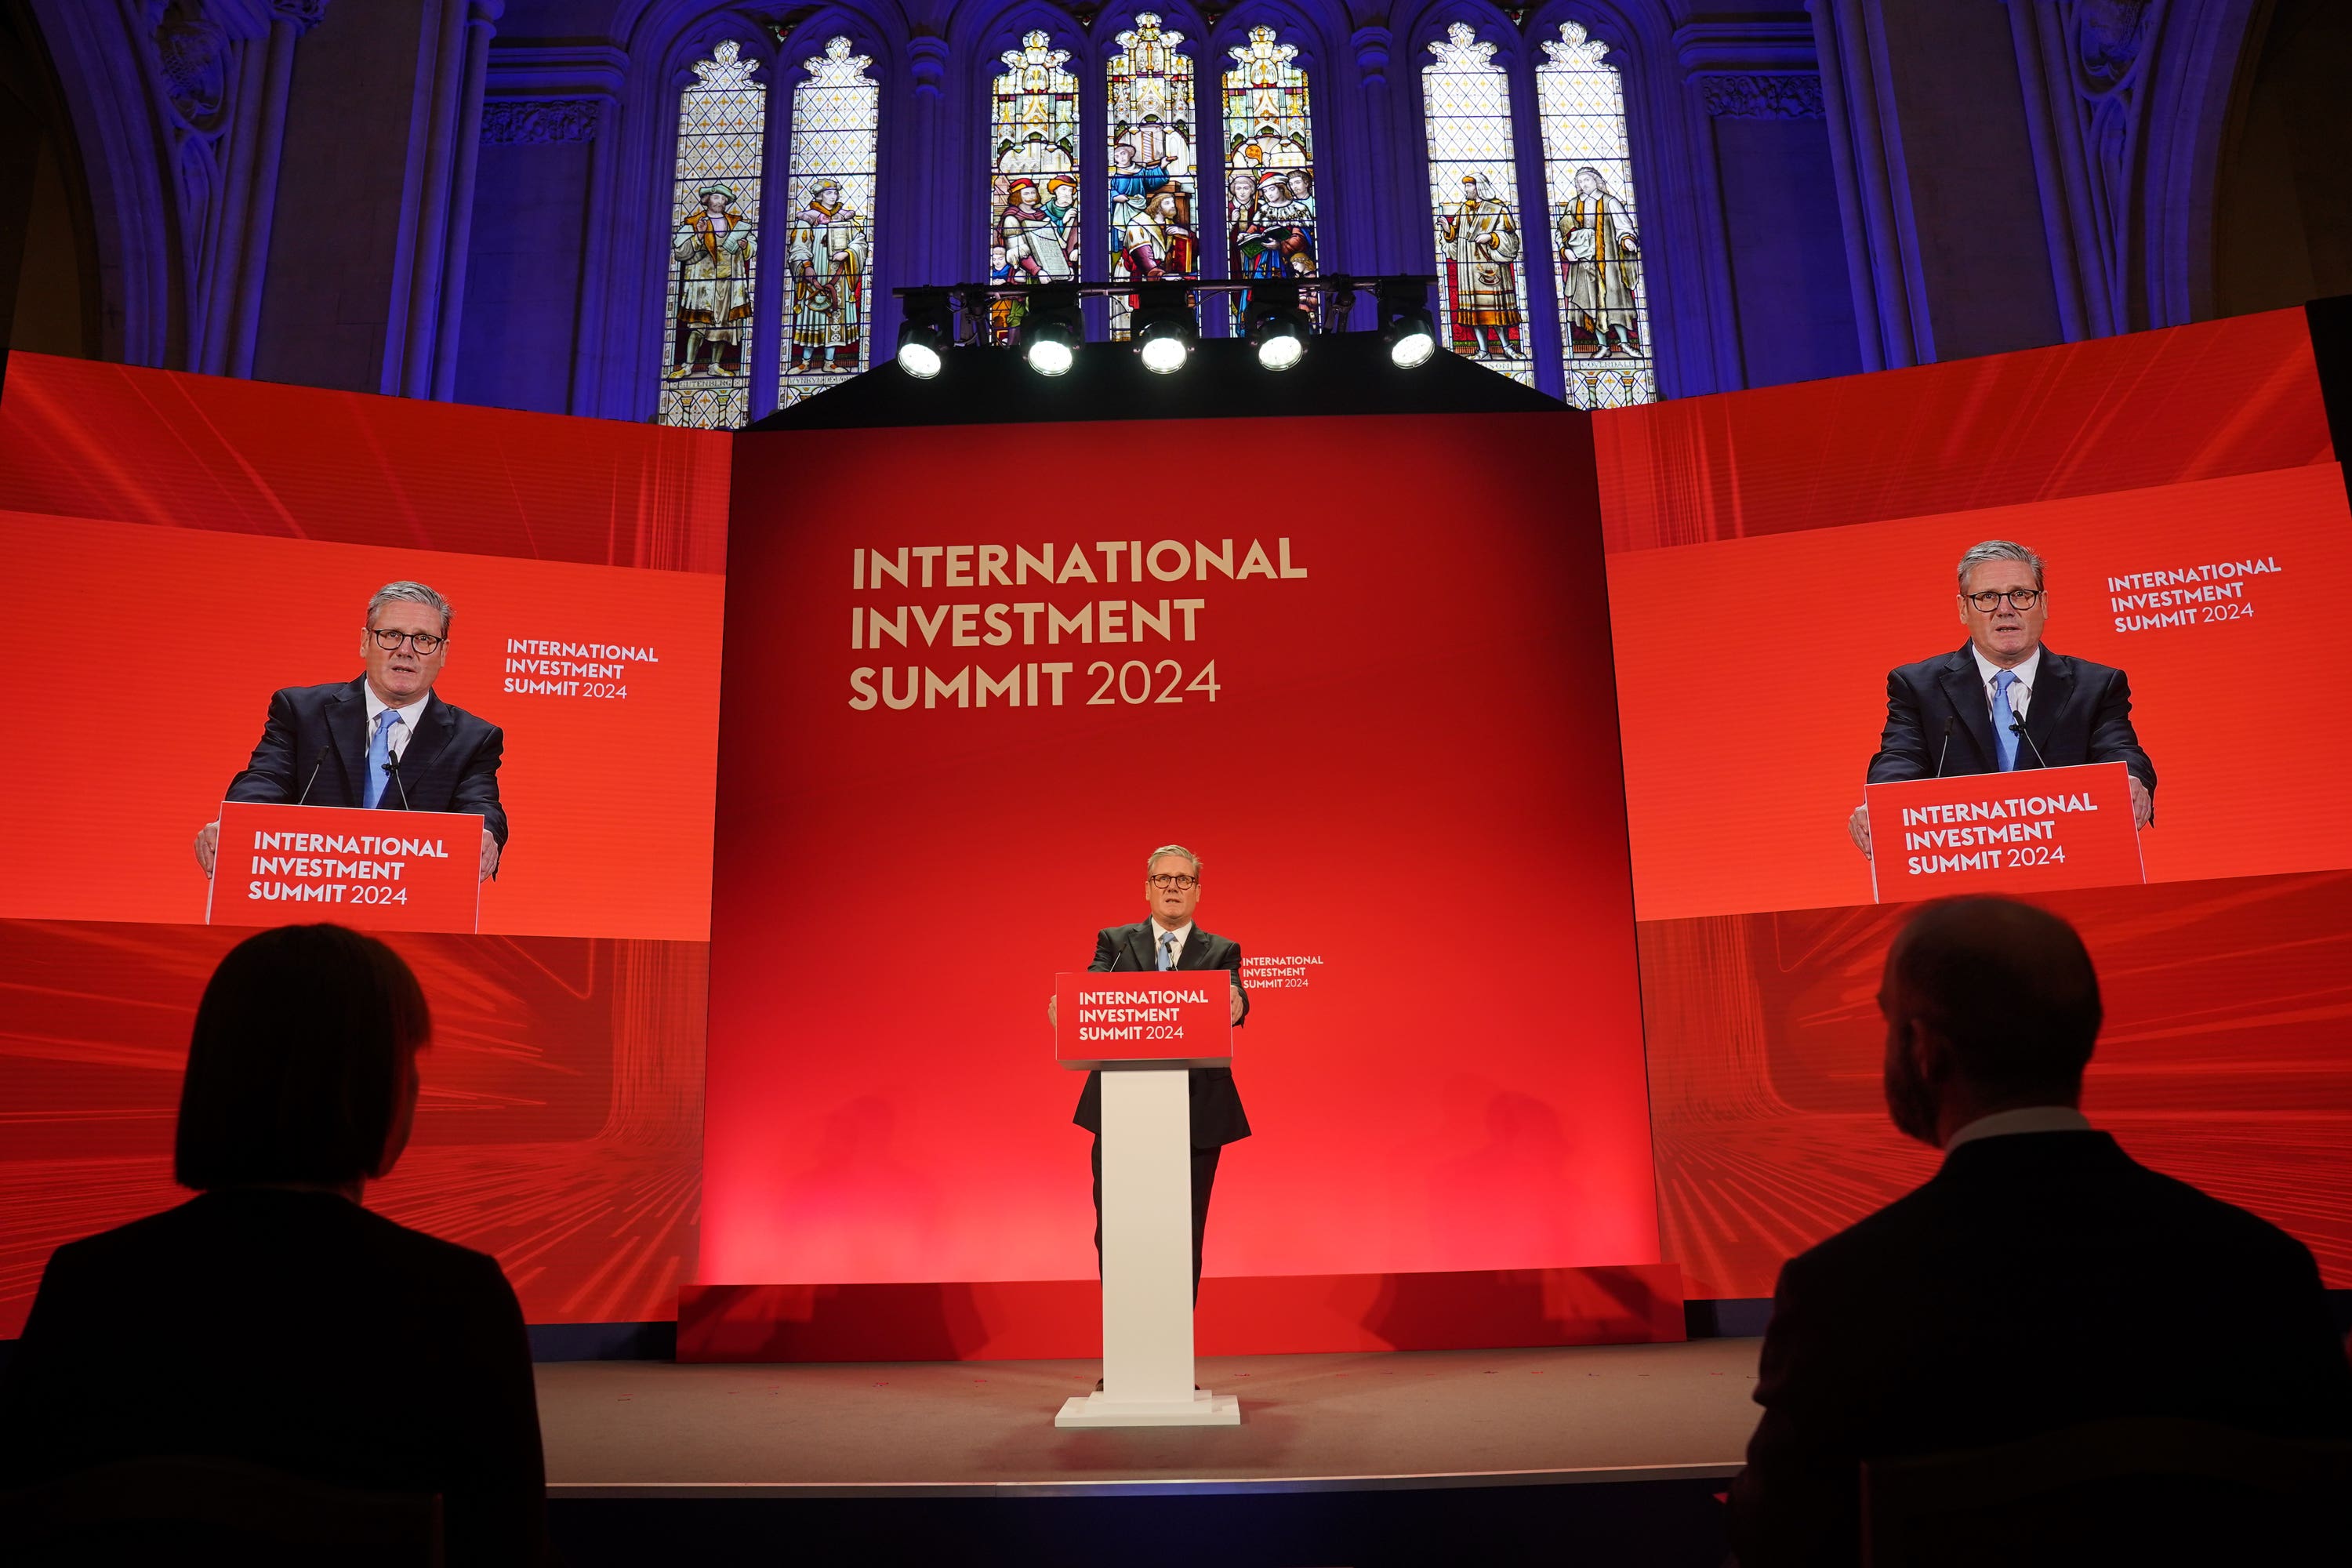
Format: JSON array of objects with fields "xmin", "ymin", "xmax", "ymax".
[
  {"xmin": 368, "ymin": 627, "xmax": 446, "ymax": 654},
  {"xmin": 1147, "ymin": 874, "xmax": 1198, "ymax": 891},
  {"xmin": 1964, "ymin": 589, "xmax": 2042, "ymax": 612}
]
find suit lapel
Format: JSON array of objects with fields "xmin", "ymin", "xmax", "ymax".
[
  {"xmin": 326, "ymin": 679, "xmax": 371, "ymax": 800},
  {"xmin": 1936, "ymin": 648, "xmax": 1999, "ymax": 772},
  {"xmin": 2024, "ymin": 651, "xmax": 2072, "ymax": 769},
  {"xmin": 1125, "ymin": 924, "xmax": 1159, "ymax": 973},
  {"xmin": 395, "ymin": 699, "xmax": 456, "ymax": 803},
  {"xmin": 1175, "ymin": 927, "xmax": 1214, "ymax": 970}
]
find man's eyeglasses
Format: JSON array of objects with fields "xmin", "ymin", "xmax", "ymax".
[
  {"xmin": 1963, "ymin": 589, "xmax": 2042, "ymax": 613},
  {"xmin": 368, "ymin": 628, "xmax": 446, "ymax": 654},
  {"xmin": 1147, "ymin": 874, "xmax": 1199, "ymax": 891}
]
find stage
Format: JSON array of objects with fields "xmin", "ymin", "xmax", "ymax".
[{"xmin": 540, "ymin": 1338, "xmax": 1760, "ymax": 1563}]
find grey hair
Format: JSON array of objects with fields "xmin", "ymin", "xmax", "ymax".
[
  {"xmin": 1145, "ymin": 844, "xmax": 1202, "ymax": 878},
  {"xmin": 367, "ymin": 581, "xmax": 453, "ymax": 637},
  {"xmin": 1955, "ymin": 540, "xmax": 2045, "ymax": 592}
]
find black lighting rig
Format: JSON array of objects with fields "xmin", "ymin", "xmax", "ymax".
[{"xmin": 891, "ymin": 276, "xmax": 1439, "ymax": 381}]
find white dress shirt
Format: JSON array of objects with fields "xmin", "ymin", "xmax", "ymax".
[
  {"xmin": 361, "ymin": 684, "xmax": 431, "ymax": 764},
  {"xmin": 1969, "ymin": 644, "xmax": 2041, "ymax": 722},
  {"xmin": 1148, "ymin": 920, "xmax": 1192, "ymax": 968},
  {"xmin": 1943, "ymin": 1104, "xmax": 2090, "ymax": 1151}
]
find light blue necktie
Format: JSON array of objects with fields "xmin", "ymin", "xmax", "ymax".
[
  {"xmin": 1157, "ymin": 931, "xmax": 1177, "ymax": 971},
  {"xmin": 1992, "ymin": 670, "xmax": 2020, "ymax": 771},
  {"xmin": 365, "ymin": 709, "xmax": 404, "ymax": 808}
]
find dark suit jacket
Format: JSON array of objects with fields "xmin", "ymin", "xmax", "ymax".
[
  {"xmin": 1865, "ymin": 644, "xmax": 2155, "ymax": 804},
  {"xmin": 225, "ymin": 677, "xmax": 509, "ymax": 848},
  {"xmin": 1071, "ymin": 920, "xmax": 1252, "ymax": 1149},
  {"xmin": 1726, "ymin": 1131, "xmax": 2352, "ymax": 1567},
  {"xmin": 0, "ymin": 1189, "xmax": 547, "ymax": 1566}
]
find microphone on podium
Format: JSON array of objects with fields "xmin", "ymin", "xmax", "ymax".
[
  {"xmin": 383, "ymin": 753, "xmax": 413, "ymax": 812},
  {"xmin": 295, "ymin": 748, "xmax": 332, "ymax": 806},
  {"xmin": 1931, "ymin": 713, "xmax": 1957, "ymax": 779},
  {"xmin": 2008, "ymin": 712, "xmax": 2051, "ymax": 770}
]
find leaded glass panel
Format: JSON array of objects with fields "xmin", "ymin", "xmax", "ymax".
[
  {"xmin": 991, "ymin": 30, "xmax": 1080, "ymax": 343},
  {"xmin": 1421, "ymin": 24, "xmax": 1534, "ymax": 384},
  {"xmin": 1105, "ymin": 13, "xmax": 1198, "ymax": 339},
  {"xmin": 1221, "ymin": 25, "xmax": 1316, "ymax": 333},
  {"xmin": 660, "ymin": 40, "xmax": 765, "ymax": 429},
  {"xmin": 1538, "ymin": 22, "xmax": 1653, "ymax": 408},
  {"xmin": 778, "ymin": 38, "xmax": 878, "ymax": 408}
]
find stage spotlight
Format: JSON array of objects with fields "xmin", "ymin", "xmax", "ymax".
[
  {"xmin": 1131, "ymin": 282, "xmax": 1197, "ymax": 376},
  {"xmin": 895, "ymin": 288, "xmax": 952, "ymax": 379},
  {"xmin": 1242, "ymin": 281, "xmax": 1311, "ymax": 372},
  {"xmin": 1376, "ymin": 278, "xmax": 1439, "ymax": 368},
  {"xmin": 1020, "ymin": 285, "xmax": 1083, "ymax": 377}
]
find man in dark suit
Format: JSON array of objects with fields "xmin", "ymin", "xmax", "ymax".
[
  {"xmin": 1726, "ymin": 898, "xmax": 2352, "ymax": 1566},
  {"xmin": 193, "ymin": 581, "xmax": 508, "ymax": 881},
  {"xmin": 1848, "ymin": 539, "xmax": 2154, "ymax": 858},
  {"xmin": 1057, "ymin": 844, "xmax": 1250, "ymax": 1298}
]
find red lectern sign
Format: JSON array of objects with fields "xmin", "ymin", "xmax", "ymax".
[
  {"xmin": 1866, "ymin": 760, "xmax": 2146, "ymax": 903},
  {"xmin": 1054, "ymin": 971, "xmax": 1233, "ymax": 1069},
  {"xmin": 206, "ymin": 801, "xmax": 484, "ymax": 934}
]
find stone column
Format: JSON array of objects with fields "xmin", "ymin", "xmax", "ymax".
[{"xmin": 387, "ymin": 0, "xmax": 501, "ymax": 399}]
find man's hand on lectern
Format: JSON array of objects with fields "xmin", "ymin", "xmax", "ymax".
[
  {"xmin": 1047, "ymin": 996, "xmax": 1057, "ymax": 1031},
  {"xmin": 481, "ymin": 829, "xmax": 502, "ymax": 881},
  {"xmin": 194, "ymin": 821, "xmax": 220, "ymax": 877},
  {"xmin": 1847, "ymin": 804, "xmax": 1871, "ymax": 859},
  {"xmin": 2129, "ymin": 776, "xmax": 2153, "ymax": 829},
  {"xmin": 1229, "ymin": 984, "xmax": 1245, "ymax": 1025}
]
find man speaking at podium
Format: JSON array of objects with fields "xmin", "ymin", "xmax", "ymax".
[
  {"xmin": 191, "ymin": 582, "xmax": 509, "ymax": 881},
  {"xmin": 1070, "ymin": 844, "xmax": 1250, "ymax": 1296},
  {"xmin": 1848, "ymin": 541, "xmax": 2155, "ymax": 858}
]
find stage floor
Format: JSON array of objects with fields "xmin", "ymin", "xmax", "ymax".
[{"xmin": 540, "ymin": 1336, "xmax": 1763, "ymax": 1497}]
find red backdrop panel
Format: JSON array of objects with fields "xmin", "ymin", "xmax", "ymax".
[
  {"xmin": 0, "ymin": 354, "xmax": 731, "ymax": 572},
  {"xmin": 703, "ymin": 412, "xmax": 1660, "ymax": 1288},
  {"xmin": 0, "ymin": 355, "xmax": 722, "ymax": 1332},
  {"xmin": 1592, "ymin": 308, "xmax": 2333, "ymax": 552}
]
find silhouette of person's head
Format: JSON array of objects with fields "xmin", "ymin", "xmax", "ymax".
[
  {"xmin": 174, "ymin": 924, "xmax": 431, "ymax": 1193},
  {"xmin": 1878, "ymin": 897, "xmax": 2102, "ymax": 1148}
]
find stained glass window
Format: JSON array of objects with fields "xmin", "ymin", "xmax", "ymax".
[
  {"xmin": 659, "ymin": 40, "xmax": 765, "ymax": 429},
  {"xmin": 1421, "ymin": 24, "xmax": 1533, "ymax": 384},
  {"xmin": 1538, "ymin": 22, "xmax": 1653, "ymax": 408},
  {"xmin": 777, "ymin": 38, "xmax": 878, "ymax": 408},
  {"xmin": 1105, "ymin": 13, "xmax": 1197, "ymax": 339},
  {"xmin": 1221, "ymin": 24, "xmax": 1315, "ymax": 333},
  {"xmin": 990, "ymin": 29, "xmax": 1080, "ymax": 343}
]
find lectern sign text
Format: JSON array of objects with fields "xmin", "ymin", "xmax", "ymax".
[
  {"xmin": 1053, "ymin": 971, "xmax": 1233, "ymax": 1069},
  {"xmin": 1865, "ymin": 760, "xmax": 2146, "ymax": 902}
]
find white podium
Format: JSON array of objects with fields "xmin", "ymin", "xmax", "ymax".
[{"xmin": 1053, "ymin": 971, "xmax": 1241, "ymax": 1428}]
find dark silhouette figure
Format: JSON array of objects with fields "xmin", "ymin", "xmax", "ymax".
[
  {"xmin": 1728, "ymin": 898, "xmax": 2352, "ymax": 1567},
  {"xmin": 0, "ymin": 924, "xmax": 547, "ymax": 1566}
]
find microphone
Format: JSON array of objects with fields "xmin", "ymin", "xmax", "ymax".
[
  {"xmin": 1931, "ymin": 714, "xmax": 1957, "ymax": 779},
  {"xmin": 2008, "ymin": 711, "xmax": 2050, "ymax": 771},
  {"xmin": 383, "ymin": 752, "xmax": 412, "ymax": 812},
  {"xmin": 295, "ymin": 747, "xmax": 331, "ymax": 806}
]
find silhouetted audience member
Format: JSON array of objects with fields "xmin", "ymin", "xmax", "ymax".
[
  {"xmin": 0, "ymin": 924, "xmax": 547, "ymax": 1564},
  {"xmin": 1728, "ymin": 897, "xmax": 2352, "ymax": 1566}
]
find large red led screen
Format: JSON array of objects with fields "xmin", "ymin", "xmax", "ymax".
[
  {"xmin": 703, "ymin": 412, "xmax": 1661, "ymax": 1289},
  {"xmin": 0, "ymin": 357, "xmax": 724, "ymax": 1334},
  {"xmin": 1595, "ymin": 311, "xmax": 2352, "ymax": 1295}
]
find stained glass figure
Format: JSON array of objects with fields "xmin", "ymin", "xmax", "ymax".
[
  {"xmin": 1538, "ymin": 21, "xmax": 1652, "ymax": 408},
  {"xmin": 778, "ymin": 37, "xmax": 878, "ymax": 408},
  {"xmin": 660, "ymin": 40, "xmax": 765, "ymax": 429},
  {"xmin": 1222, "ymin": 25, "xmax": 1316, "ymax": 333},
  {"xmin": 1422, "ymin": 24, "xmax": 1532, "ymax": 383},
  {"xmin": 1105, "ymin": 14, "xmax": 1198, "ymax": 338},
  {"xmin": 992, "ymin": 30, "xmax": 1080, "ymax": 343}
]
